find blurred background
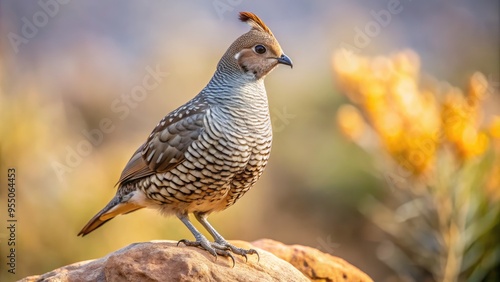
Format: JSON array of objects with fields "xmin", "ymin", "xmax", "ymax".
[{"xmin": 0, "ymin": 1, "xmax": 498, "ymax": 281}]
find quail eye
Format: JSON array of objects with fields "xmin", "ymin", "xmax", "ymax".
[{"xmin": 254, "ymin": 45, "xmax": 266, "ymax": 54}]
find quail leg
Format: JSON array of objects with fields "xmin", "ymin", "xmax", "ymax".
[
  {"xmin": 176, "ymin": 213, "xmax": 236, "ymax": 266},
  {"xmin": 194, "ymin": 212, "xmax": 260, "ymax": 262}
]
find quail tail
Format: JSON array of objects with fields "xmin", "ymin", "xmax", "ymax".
[{"xmin": 78, "ymin": 196, "xmax": 143, "ymax": 236}]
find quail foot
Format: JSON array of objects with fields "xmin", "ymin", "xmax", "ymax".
[{"xmin": 78, "ymin": 12, "xmax": 292, "ymax": 265}]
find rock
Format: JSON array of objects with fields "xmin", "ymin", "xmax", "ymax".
[
  {"xmin": 21, "ymin": 240, "xmax": 308, "ymax": 282},
  {"xmin": 252, "ymin": 239, "xmax": 373, "ymax": 282},
  {"xmin": 20, "ymin": 240, "xmax": 372, "ymax": 282}
]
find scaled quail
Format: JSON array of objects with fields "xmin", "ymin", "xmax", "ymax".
[{"xmin": 78, "ymin": 12, "xmax": 292, "ymax": 262}]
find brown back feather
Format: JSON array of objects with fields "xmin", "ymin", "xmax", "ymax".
[{"xmin": 239, "ymin": 12, "xmax": 273, "ymax": 36}]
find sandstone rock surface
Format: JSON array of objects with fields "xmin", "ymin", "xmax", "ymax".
[
  {"xmin": 21, "ymin": 239, "xmax": 372, "ymax": 282},
  {"xmin": 253, "ymin": 239, "xmax": 373, "ymax": 282}
]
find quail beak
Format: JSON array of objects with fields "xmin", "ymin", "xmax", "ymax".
[{"xmin": 277, "ymin": 54, "xmax": 293, "ymax": 68}]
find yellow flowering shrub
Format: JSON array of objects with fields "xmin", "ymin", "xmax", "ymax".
[{"xmin": 333, "ymin": 49, "xmax": 499, "ymax": 282}]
